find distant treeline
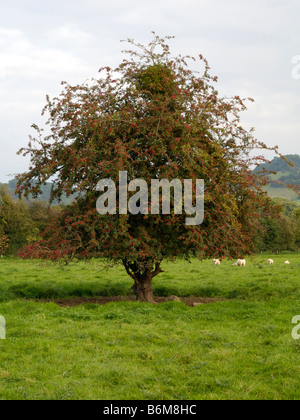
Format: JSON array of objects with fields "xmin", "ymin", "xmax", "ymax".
[
  {"xmin": 0, "ymin": 186, "xmax": 62, "ymax": 255},
  {"xmin": 253, "ymin": 198, "xmax": 300, "ymax": 252}
]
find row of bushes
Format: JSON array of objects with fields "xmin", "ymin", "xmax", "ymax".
[
  {"xmin": 0, "ymin": 186, "xmax": 61, "ymax": 255},
  {"xmin": 253, "ymin": 198, "xmax": 300, "ymax": 252}
]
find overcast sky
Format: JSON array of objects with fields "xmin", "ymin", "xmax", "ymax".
[{"xmin": 0, "ymin": 0, "xmax": 299, "ymax": 182}]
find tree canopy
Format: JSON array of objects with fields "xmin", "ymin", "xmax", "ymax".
[{"xmin": 16, "ymin": 34, "xmax": 283, "ymax": 302}]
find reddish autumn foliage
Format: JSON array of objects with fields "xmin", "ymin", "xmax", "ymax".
[{"xmin": 16, "ymin": 34, "xmax": 282, "ymax": 302}]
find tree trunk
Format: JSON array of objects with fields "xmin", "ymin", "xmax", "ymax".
[
  {"xmin": 135, "ymin": 274, "xmax": 155, "ymax": 303},
  {"xmin": 123, "ymin": 260, "xmax": 164, "ymax": 303}
]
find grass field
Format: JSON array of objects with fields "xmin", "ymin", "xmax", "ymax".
[
  {"xmin": 264, "ymin": 185, "xmax": 300, "ymax": 202},
  {"xmin": 0, "ymin": 253, "xmax": 300, "ymax": 400}
]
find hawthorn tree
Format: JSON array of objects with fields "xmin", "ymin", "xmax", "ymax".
[{"xmin": 16, "ymin": 34, "xmax": 281, "ymax": 302}]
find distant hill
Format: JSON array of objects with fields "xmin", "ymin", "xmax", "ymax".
[
  {"xmin": 254, "ymin": 154, "xmax": 300, "ymax": 202},
  {"xmin": 0, "ymin": 179, "xmax": 77, "ymax": 206}
]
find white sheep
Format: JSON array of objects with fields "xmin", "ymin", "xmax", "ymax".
[
  {"xmin": 213, "ymin": 258, "xmax": 221, "ymax": 265},
  {"xmin": 267, "ymin": 259, "xmax": 274, "ymax": 265},
  {"xmin": 236, "ymin": 259, "xmax": 246, "ymax": 266},
  {"xmin": 284, "ymin": 260, "xmax": 290, "ymax": 265}
]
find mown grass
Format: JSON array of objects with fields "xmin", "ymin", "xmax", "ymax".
[{"xmin": 0, "ymin": 253, "xmax": 300, "ymax": 400}]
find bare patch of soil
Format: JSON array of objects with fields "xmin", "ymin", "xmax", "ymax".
[{"xmin": 40, "ymin": 295, "xmax": 224, "ymax": 307}]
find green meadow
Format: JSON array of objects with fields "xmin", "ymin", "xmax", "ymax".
[{"xmin": 0, "ymin": 253, "xmax": 299, "ymax": 400}]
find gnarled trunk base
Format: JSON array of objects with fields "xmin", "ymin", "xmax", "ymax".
[
  {"xmin": 123, "ymin": 260, "xmax": 164, "ymax": 303},
  {"xmin": 131, "ymin": 276, "xmax": 155, "ymax": 303}
]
